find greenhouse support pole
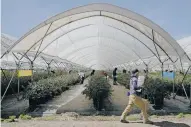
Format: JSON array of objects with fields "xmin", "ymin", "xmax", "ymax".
[
  {"xmin": 173, "ymin": 65, "xmax": 175, "ymax": 98},
  {"xmin": 172, "ymin": 75, "xmax": 175, "ymax": 98},
  {"xmin": 173, "ymin": 66, "xmax": 190, "ymax": 99},
  {"xmin": 1, "ymin": 70, "xmax": 16, "ymax": 102},
  {"xmin": 17, "ymin": 61, "xmax": 20, "ymax": 95},
  {"xmin": 190, "ymin": 80, "xmax": 191, "ymax": 108},
  {"xmin": 47, "ymin": 63, "xmax": 50, "ymax": 74}
]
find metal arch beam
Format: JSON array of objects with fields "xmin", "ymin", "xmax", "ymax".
[
  {"xmin": 74, "ymin": 55, "xmax": 112, "ymax": 67},
  {"xmin": 1, "ymin": 13, "xmax": 99, "ymax": 58},
  {"xmin": 61, "ymin": 36, "xmax": 152, "ymax": 65},
  {"xmin": 106, "ymin": 25, "xmax": 161, "ymax": 62},
  {"xmin": 115, "ymin": 55, "xmax": 155, "ymax": 68},
  {"xmin": 65, "ymin": 42, "xmax": 137, "ymax": 62},
  {"xmin": 3, "ymin": 7, "xmax": 187, "ymax": 64},
  {"xmin": 33, "ymin": 24, "xmax": 162, "ymax": 67},
  {"xmin": 47, "ymin": 15, "xmax": 182, "ymax": 63},
  {"xmin": 69, "ymin": 51, "xmax": 127, "ymax": 66},
  {"xmin": 70, "ymin": 52, "xmax": 152, "ymax": 69},
  {"xmin": 16, "ymin": 17, "xmax": 165, "ymax": 66},
  {"xmin": 7, "ymin": 16, "xmax": 160, "ymax": 64},
  {"xmin": 102, "ymin": 15, "xmax": 181, "ymax": 63},
  {"xmin": 70, "ymin": 53, "xmax": 121, "ymax": 64},
  {"xmin": 62, "ymin": 41, "xmax": 132, "ymax": 59},
  {"xmin": 3, "ymin": 13, "xmax": 185, "ymax": 65},
  {"xmin": 70, "ymin": 54, "xmax": 156, "ymax": 70},
  {"xmin": 37, "ymin": 23, "xmax": 160, "ymax": 64},
  {"xmin": 20, "ymin": 24, "xmax": 95, "ymax": 61}
]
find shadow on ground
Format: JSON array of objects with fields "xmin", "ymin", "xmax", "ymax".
[{"xmin": 153, "ymin": 121, "xmax": 190, "ymax": 127}]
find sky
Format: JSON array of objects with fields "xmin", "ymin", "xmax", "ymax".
[{"xmin": 2, "ymin": 0, "xmax": 191, "ymax": 40}]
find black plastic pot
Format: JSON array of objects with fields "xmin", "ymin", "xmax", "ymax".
[
  {"xmin": 29, "ymin": 97, "xmax": 38, "ymax": 111},
  {"xmin": 149, "ymin": 97, "xmax": 154, "ymax": 104},
  {"xmin": 61, "ymin": 86, "xmax": 69, "ymax": 91},
  {"xmin": 144, "ymin": 94, "xmax": 148, "ymax": 99},
  {"xmin": 153, "ymin": 95, "xmax": 164, "ymax": 110},
  {"xmin": 93, "ymin": 97, "xmax": 104, "ymax": 111}
]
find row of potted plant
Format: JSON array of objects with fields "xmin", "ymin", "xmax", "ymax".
[
  {"xmin": 117, "ymin": 72, "xmax": 190, "ymax": 109},
  {"xmin": 23, "ymin": 73, "xmax": 81, "ymax": 109},
  {"xmin": 1, "ymin": 70, "xmax": 67, "ymax": 96},
  {"xmin": 117, "ymin": 73, "xmax": 130, "ymax": 89},
  {"xmin": 149, "ymin": 72, "xmax": 191, "ymax": 97}
]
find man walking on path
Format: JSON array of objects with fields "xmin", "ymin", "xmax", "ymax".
[
  {"xmin": 79, "ymin": 72, "xmax": 85, "ymax": 84},
  {"xmin": 120, "ymin": 69, "xmax": 153, "ymax": 124}
]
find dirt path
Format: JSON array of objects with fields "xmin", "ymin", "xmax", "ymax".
[
  {"xmin": 56, "ymin": 78, "xmax": 133, "ymax": 115},
  {"xmin": 2, "ymin": 119, "xmax": 191, "ymax": 127},
  {"xmin": 29, "ymin": 79, "xmax": 89, "ymax": 116}
]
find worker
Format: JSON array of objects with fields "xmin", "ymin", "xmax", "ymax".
[
  {"xmin": 113, "ymin": 68, "xmax": 118, "ymax": 85},
  {"xmin": 120, "ymin": 69, "xmax": 153, "ymax": 124}
]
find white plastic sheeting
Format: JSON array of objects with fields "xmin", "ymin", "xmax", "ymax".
[
  {"xmin": 1, "ymin": 34, "xmax": 84, "ymax": 70},
  {"xmin": 2, "ymin": 4, "xmax": 191, "ymax": 70},
  {"xmin": 1, "ymin": 33, "xmax": 17, "ymax": 55},
  {"xmin": 178, "ymin": 36, "xmax": 191, "ymax": 59}
]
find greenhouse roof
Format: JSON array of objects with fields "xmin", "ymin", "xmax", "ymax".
[
  {"xmin": 1, "ymin": 34, "xmax": 84, "ymax": 70},
  {"xmin": 2, "ymin": 3, "xmax": 191, "ymax": 70},
  {"xmin": 1, "ymin": 33, "xmax": 17, "ymax": 55}
]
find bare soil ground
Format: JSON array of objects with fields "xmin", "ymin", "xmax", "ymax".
[{"xmin": 2, "ymin": 115, "xmax": 191, "ymax": 127}]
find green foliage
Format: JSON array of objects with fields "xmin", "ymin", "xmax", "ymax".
[
  {"xmin": 151, "ymin": 115, "xmax": 159, "ymax": 118},
  {"xmin": 41, "ymin": 116, "xmax": 56, "ymax": 121},
  {"xmin": 142, "ymin": 77, "xmax": 171, "ymax": 107},
  {"xmin": 1, "ymin": 118, "xmax": 4, "ymax": 122},
  {"xmin": 1, "ymin": 70, "xmax": 66, "ymax": 96},
  {"xmin": 23, "ymin": 73, "xmax": 80, "ymax": 101},
  {"xmin": 9, "ymin": 115, "xmax": 16, "ymax": 120},
  {"xmin": 19, "ymin": 114, "xmax": 32, "ymax": 120},
  {"xmin": 144, "ymin": 77, "xmax": 170, "ymax": 97},
  {"xmin": 3, "ymin": 116, "xmax": 16, "ymax": 122},
  {"xmin": 149, "ymin": 72, "xmax": 191, "ymax": 97},
  {"xmin": 176, "ymin": 113, "xmax": 184, "ymax": 118},
  {"xmin": 82, "ymin": 74, "xmax": 112, "ymax": 111},
  {"xmin": 117, "ymin": 73, "xmax": 130, "ymax": 89},
  {"xmin": 184, "ymin": 113, "xmax": 191, "ymax": 118}
]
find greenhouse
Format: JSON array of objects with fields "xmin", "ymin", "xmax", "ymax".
[{"xmin": 1, "ymin": 3, "xmax": 191, "ymax": 125}]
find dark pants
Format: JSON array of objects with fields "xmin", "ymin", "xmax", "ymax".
[
  {"xmin": 113, "ymin": 77, "xmax": 117, "ymax": 85},
  {"xmin": 81, "ymin": 76, "xmax": 85, "ymax": 84}
]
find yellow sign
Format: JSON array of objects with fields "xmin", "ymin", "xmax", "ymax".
[{"xmin": 18, "ymin": 70, "xmax": 32, "ymax": 77}]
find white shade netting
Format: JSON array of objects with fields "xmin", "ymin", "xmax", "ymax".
[
  {"xmin": 1, "ymin": 34, "xmax": 85, "ymax": 70},
  {"xmin": 1, "ymin": 33, "xmax": 17, "ymax": 55},
  {"xmin": 2, "ymin": 4, "xmax": 191, "ymax": 70}
]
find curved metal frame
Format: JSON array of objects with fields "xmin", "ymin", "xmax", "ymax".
[{"xmin": 2, "ymin": 4, "xmax": 190, "ymax": 70}]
